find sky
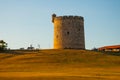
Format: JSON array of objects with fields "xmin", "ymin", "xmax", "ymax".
[{"xmin": 0, "ymin": 0, "xmax": 120, "ymax": 49}]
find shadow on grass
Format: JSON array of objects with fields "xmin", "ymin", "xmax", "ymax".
[
  {"xmin": 0, "ymin": 50, "xmax": 24, "ymax": 54},
  {"xmin": 95, "ymin": 51, "xmax": 120, "ymax": 56},
  {"xmin": 0, "ymin": 50, "xmax": 40, "ymax": 54}
]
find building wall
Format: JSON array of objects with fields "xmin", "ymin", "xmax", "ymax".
[
  {"xmin": 52, "ymin": 14, "xmax": 85, "ymax": 49},
  {"xmin": 98, "ymin": 45, "xmax": 120, "ymax": 52}
]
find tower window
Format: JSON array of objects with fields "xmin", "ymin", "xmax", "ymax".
[
  {"xmin": 67, "ymin": 32, "xmax": 69, "ymax": 35},
  {"xmin": 56, "ymin": 35, "xmax": 58, "ymax": 38}
]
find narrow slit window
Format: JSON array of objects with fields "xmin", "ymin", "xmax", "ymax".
[
  {"xmin": 67, "ymin": 32, "xmax": 69, "ymax": 35},
  {"xmin": 56, "ymin": 35, "xmax": 58, "ymax": 38}
]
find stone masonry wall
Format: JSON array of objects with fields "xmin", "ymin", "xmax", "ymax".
[{"xmin": 52, "ymin": 14, "xmax": 85, "ymax": 49}]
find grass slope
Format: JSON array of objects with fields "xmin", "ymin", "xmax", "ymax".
[{"xmin": 0, "ymin": 49, "xmax": 120, "ymax": 80}]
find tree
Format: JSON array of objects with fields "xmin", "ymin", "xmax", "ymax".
[
  {"xmin": 91, "ymin": 47, "xmax": 98, "ymax": 51},
  {"xmin": 0, "ymin": 40, "xmax": 7, "ymax": 51}
]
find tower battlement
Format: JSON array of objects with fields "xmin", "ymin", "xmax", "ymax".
[{"xmin": 52, "ymin": 14, "xmax": 84, "ymax": 23}]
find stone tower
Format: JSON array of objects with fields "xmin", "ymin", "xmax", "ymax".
[{"xmin": 52, "ymin": 14, "xmax": 85, "ymax": 49}]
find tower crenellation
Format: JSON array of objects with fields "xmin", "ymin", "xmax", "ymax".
[{"xmin": 52, "ymin": 14, "xmax": 84, "ymax": 23}]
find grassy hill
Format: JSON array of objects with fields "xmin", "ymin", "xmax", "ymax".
[{"xmin": 0, "ymin": 49, "xmax": 120, "ymax": 80}]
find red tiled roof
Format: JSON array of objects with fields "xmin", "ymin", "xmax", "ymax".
[{"xmin": 98, "ymin": 45, "xmax": 120, "ymax": 50}]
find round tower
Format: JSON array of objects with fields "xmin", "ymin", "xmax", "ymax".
[{"xmin": 52, "ymin": 14, "xmax": 85, "ymax": 49}]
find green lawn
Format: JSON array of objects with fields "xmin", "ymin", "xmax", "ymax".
[{"xmin": 0, "ymin": 49, "xmax": 120, "ymax": 80}]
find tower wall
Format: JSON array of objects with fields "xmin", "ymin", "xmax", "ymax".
[{"xmin": 52, "ymin": 14, "xmax": 85, "ymax": 49}]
